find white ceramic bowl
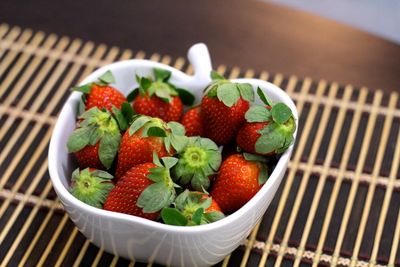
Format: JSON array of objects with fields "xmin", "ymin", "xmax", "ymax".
[{"xmin": 48, "ymin": 43, "xmax": 298, "ymax": 267}]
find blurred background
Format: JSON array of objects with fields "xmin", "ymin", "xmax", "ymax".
[
  {"xmin": 0, "ymin": 0, "xmax": 399, "ymax": 92},
  {"xmin": 264, "ymin": 0, "xmax": 400, "ymax": 44}
]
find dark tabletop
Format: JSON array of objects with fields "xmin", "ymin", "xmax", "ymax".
[{"xmin": 1, "ymin": 0, "xmax": 400, "ymax": 93}]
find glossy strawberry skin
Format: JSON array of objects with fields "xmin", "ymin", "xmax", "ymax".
[
  {"xmin": 115, "ymin": 129, "xmax": 170, "ymax": 179},
  {"xmin": 181, "ymin": 107, "xmax": 204, "ymax": 137},
  {"xmin": 74, "ymin": 143, "xmax": 104, "ymax": 170},
  {"xmin": 236, "ymin": 121, "xmax": 268, "ymax": 154},
  {"xmin": 104, "ymin": 163, "xmax": 159, "ymax": 220},
  {"xmin": 85, "ymin": 85, "xmax": 127, "ymax": 112},
  {"xmin": 133, "ymin": 95, "xmax": 183, "ymax": 122},
  {"xmin": 201, "ymin": 96, "xmax": 249, "ymax": 145},
  {"xmin": 210, "ymin": 154, "xmax": 262, "ymax": 213}
]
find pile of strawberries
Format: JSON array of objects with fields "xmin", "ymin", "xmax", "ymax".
[{"xmin": 67, "ymin": 68, "xmax": 296, "ymax": 226}]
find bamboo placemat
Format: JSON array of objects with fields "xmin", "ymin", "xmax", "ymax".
[{"xmin": 0, "ymin": 23, "xmax": 399, "ymax": 267}]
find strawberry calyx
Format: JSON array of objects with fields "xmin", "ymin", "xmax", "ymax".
[
  {"xmin": 73, "ymin": 70, "xmax": 116, "ymax": 94},
  {"xmin": 73, "ymin": 70, "xmax": 117, "ymax": 115},
  {"xmin": 242, "ymin": 153, "xmax": 269, "ymax": 185},
  {"xmin": 69, "ymin": 168, "xmax": 114, "ymax": 208},
  {"xmin": 127, "ymin": 68, "xmax": 194, "ymax": 105},
  {"xmin": 136, "ymin": 153, "xmax": 179, "ymax": 213},
  {"xmin": 173, "ymin": 137, "xmax": 221, "ymax": 191},
  {"xmin": 67, "ymin": 107, "xmax": 121, "ymax": 169},
  {"xmin": 161, "ymin": 190, "xmax": 225, "ymax": 226},
  {"xmin": 243, "ymin": 87, "xmax": 296, "ymax": 154},
  {"xmin": 204, "ymin": 70, "xmax": 254, "ymax": 108},
  {"xmin": 128, "ymin": 115, "xmax": 188, "ymax": 153},
  {"xmin": 111, "ymin": 102, "xmax": 136, "ymax": 131}
]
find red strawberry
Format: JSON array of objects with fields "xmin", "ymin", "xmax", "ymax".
[
  {"xmin": 181, "ymin": 106, "xmax": 204, "ymax": 136},
  {"xmin": 85, "ymin": 84, "xmax": 126, "ymax": 111},
  {"xmin": 210, "ymin": 153, "xmax": 268, "ymax": 213},
  {"xmin": 73, "ymin": 70, "xmax": 126, "ymax": 112},
  {"xmin": 130, "ymin": 68, "xmax": 194, "ymax": 122},
  {"xmin": 115, "ymin": 115, "xmax": 188, "ymax": 179},
  {"xmin": 133, "ymin": 94, "xmax": 183, "ymax": 122},
  {"xmin": 74, "ymin": 143, "xmax": 102, "ymax": 169},
  {"xmin": 161, "ymin": 189, "xmax": 225, "ymax": 226},
  {"xmin": 67, "ymin": 108, "xmax": 121, "ymax": 170},
  {"xmin": 236, "ymin": 88, "xmax": 296, "ymax": 155},
  {"xmin": 201, "ymin": 73, "xmax": 254, "ymax": 145},
  {"xmin": 69, "ymin": 168, "xmax": 114, "ymax": 208},
  {"xmin": 104, "ymin": 155, "xmax": 179, "ymax": 220}
]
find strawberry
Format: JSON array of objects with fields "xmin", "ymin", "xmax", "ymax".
[
  {"xmin": 201, "ymin": 71, "xmax": 254, "ymax": 145},
  {"xmin": 236, "ymin": 87, "xmax": 296, "ymax": 155},
  {"xmin": 69, "ymin": 168, "xmax": 114, "ymax": 208},
  {"xmin": 115, "ymin": 115, "xmax": 188, "ymax": 179},
  {"xmin": 129, "ymin": 68, "xmax": 194, "ymax": 122},
  {"xmin": 104, "ymin": 154, "xmax": 179, "ymax": 220},
  {"xmin": 172, "ymin": 137, "xmax": 221, "ymax": 191},
  {"xmin": 73, "ymin": 70, "xmax": 126, "ymax": 113},
  {"xmin": 161, "ymin": 189, "xmax": 224, "ymax": 226},
  {"xmin": 210, "ymin": 153, "xmax": 269, "ymax": 213},
  {"xmin": 67, "ymin": 107, "xmax": 121, "ymax": 170},
  {"xmin": 181, "ymin": 106, "xmax": 204, "ymax": 136}
]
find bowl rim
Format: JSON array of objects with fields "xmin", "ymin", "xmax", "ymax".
[{"xmin": 48, "ymin": 59, "xmax": 298, "ymax": 234}]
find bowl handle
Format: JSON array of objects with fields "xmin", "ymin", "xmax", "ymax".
[{"xmin": 187, "ymin": 43, "xmax": 213, "ymax": 89}]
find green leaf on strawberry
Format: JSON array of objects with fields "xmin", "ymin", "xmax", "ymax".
[
  {"xmin": 72, "ymin": 70, "xmax": 116, "ymax": 93},
  {"xmin": 243, "ymin": 152, "xmax": 268, "ymax": 163},
  {"xmin": 77, "ymin": 95, "xmax": 86, "ymax": 116},
  {"xmin": 172, "ymin": 137, "xmax": 221, "ymax": 191},
  {"xmin": 162, "ymin": 157, "xmax": 179, "ymax": 170},
  {"xmin": 67, "ymin": 107, "xmax": 121, "ymax": 169},
  {"xmin": 67, "ymin": 127, "xmax": 93, "ymax": 152},
  {"xmin": 271, "ymin": 103, "xmax": 292, "ymax": 124},
  {"xmin": 217, "ymin": 83, "xmax": 240, "ymax": 107},
  {"xmin": 70, "ymin": 168, "xmax": 114, "ymax": 208},
  {"xmin": 242, "ymin": 153, "xmax": 269, "ymax": 185},
  {"xmin": 154, "ymin": 68, "xmax": 172, "ymax": 82},
  {"xmin": 161, "ymin": 190, "xmax": 224, "ymax": 226},
  {"xmin": 161, "ymin": 207, "xmax": 188, "ymax": 226},
  {"xmin": 192, "ymin": 208, "xmax": 204, "ymax": 225},
  {"xmin": 128, "ymin": 116, "xmax": 150, "ymax": 135},
  {"xmin": 257, "ymin": 87, "xmax": 273, "ymax": 106},
  {"xmin": 111, "ymin": 102, "xmax": 136, "ymax": 131},
  {"xmin": 255, "ymin": 116, "xmax": 296, "ymax": 154},
  {"xmin": 206, "ymin": 79, "xmax": 254, "ymax": 108},
  {"xmin": 126, "ymin": 88, "xmax": 139, "ymax": 102},
  {"xmin": 204, "ymin": 211, "xmax": 225, "ymax": 222},
  {"xmin": 168, "ymin": 121, "xmax": 186, "ymax": 135},
  {"xmin": 130, "ymin": 69, "xmax": 194, "ymax": 106},
  {"xmin": 137, "ymin": 182, "xmax": 174, "ymax": 213},
  {"xmin": 111, "ymin": 105, "xmax": 128, "ymax": 131},
  {"xmin": 128, "ymin": 116, "xmax": 188, "ymax": 153},
  {"xmin": 98, "ymin": 70, "xmax": 116, "ymax": 84},
  {"xmin": 237, "ymin": 83, "xmax": 255, "ymax": 102},
  {"xmin": 99, "ymin": 133, "xmax": 121, "ymax": 169},
  {"xmin": 210, "ymin": 70, "xmax": 225, "ymax": 80},
  {"xmin": 137, "ymin": 153, "xmax": 179, "ymax": 213},
  {"xmin": 240, "ymin": 88, "xmax": 296, "ymax": 155},
  {"xmin": 147, "ymin": 126, "xmax": 167, "ymax": 137},
  {"xmin": 245, "ymin": 106, "xmax": 271, "ymax": 122}
]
